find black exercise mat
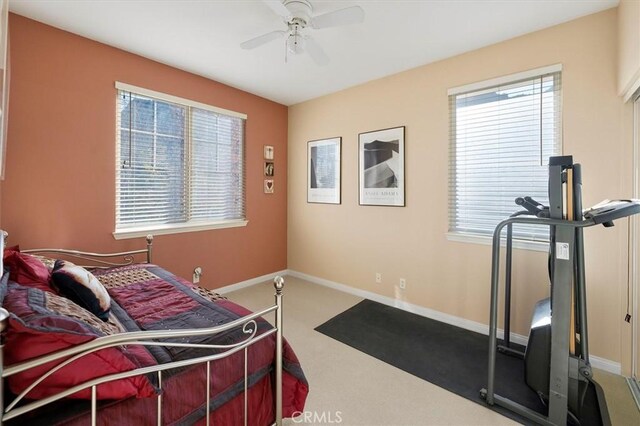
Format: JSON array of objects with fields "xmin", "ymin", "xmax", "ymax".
[{"xmin": 315, "ymin": 299, "xmax": 546, "ymax": 424}]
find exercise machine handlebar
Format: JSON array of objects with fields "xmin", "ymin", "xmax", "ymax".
[{"xmin": 515, "ymin": 196, "xmax": 550, "ymax": 218}]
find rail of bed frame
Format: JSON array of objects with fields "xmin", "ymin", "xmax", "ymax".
[
  {"xmin": 0, "ymin": 232, "xmax": 285, "ymax": 426},
  {"xmin": 20, "ymin": 234, "xmax": 154, "ymax": 269}
]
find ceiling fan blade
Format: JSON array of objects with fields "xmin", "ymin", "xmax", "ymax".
[
  {"xmin": 261, "ymin": 0, "xmax": 291, "ymax": 18},
  {"xmin": 240, "ymin": 30, "xmax": 285, "ymax": 50},
  {"xmin": 305, "ymin": 36, "xmax": 329, "ymax": 66},
  {"xmin": 311, "ymin": 6, "xmax": 365, "ymax": 29}
]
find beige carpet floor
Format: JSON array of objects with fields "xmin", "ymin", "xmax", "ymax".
[{"xmin": 226, "ymin": 276, "xmax": 640, "ymax": 426}]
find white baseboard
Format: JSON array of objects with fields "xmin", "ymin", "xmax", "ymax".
[
  {"xmin": 215, "ymin": 269, "xmax": 289, "ymax": 294},
  {"xmin": 287, "ymin": 270, "xmax": 621, "ymax": 375},
  {"xmin": 590, "ymin": 355, "xmax": 623, "ymax": 376}
]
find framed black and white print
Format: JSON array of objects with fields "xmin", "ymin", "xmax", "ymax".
[
  {"xmin": 358, "ymin": 126, "xmax": 405, "ymax": 206},
  {"xmin": 307, "ymin": 137, "xmax": 341, "ymax": 204}
]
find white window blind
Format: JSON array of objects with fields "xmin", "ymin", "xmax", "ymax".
[
  {"xmin": 116, "ymin": 87, "xmax": 245, "ymax": 231},
  {"xmin": 448, "ymin": 70, "xmax": 562, "ymax": 241}
]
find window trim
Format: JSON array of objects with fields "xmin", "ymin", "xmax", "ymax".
[
  {"xmin": 447, "ymin": 65, "xmax": 563, "ymax": 250},
  {"xmin": 447, "ymin": 63, "xmax": 562, "ymax": 96},
  {"xmin": 113, "ymin": 219, "xmax": 249, "ymax": 240},
  {"xmin": 115, "ymin": 82, "xmax": 247, "ymax": 120},
  {"xmin": 445, "ymin": 231, "xmax": 549, "ymax": 252},
  {"xmin": 114, "ymin": 83, "xmax": 247, "ymax": 238}
]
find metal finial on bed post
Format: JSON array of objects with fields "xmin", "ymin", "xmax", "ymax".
[
  {"xmin": 0, "ymin": 307, "xmax": 10, "ymax": 426},
  {"xmin": 273, "ymin": 276, "xmax": 284, "ymax": 426},
  {"xmin": 274, "ymin": 276, "xmax": 284, "ymax": 295},
  {"xmin": 146, "ymin": 235, "xmax": 153, "ymax": 264}
]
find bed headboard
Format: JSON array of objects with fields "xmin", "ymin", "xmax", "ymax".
[{"xmin": 2, "ymin": 232, "xmax": 153, "ymax": 269}]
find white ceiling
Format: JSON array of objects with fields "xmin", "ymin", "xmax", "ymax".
[{"xmin": 10, "ymin": 0, "xmax": 618, "ymax": 106}]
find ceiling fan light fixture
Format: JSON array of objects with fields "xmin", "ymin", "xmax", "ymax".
[{"xmin": 286, "ymin": 30, "xmax": 305, "ymax": 55}]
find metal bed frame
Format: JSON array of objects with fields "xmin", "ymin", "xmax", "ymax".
[
  {"xmin": 0, "ymin": 232, "xmax": 285, "ymax": 426},
  {"xmin": 21, "ymin": 234, "xmax": 155, "ymax": 269}
]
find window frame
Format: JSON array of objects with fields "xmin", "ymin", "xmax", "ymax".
[
  {"xmin": 113, "ymin": 82, "xmax": 248, "ymax": 240},
  {"xmin": 446, "ymin": 64, "xmax": 562, "ymax": 251}
]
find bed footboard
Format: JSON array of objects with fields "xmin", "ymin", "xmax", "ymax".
[{"xmin": 0, "ymin": 276, "xmax": 285, "ymax": 426}]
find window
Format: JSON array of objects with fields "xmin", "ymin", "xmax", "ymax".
[
  {"xmin": 115, "ymin": 83, "xmax": 246, "ymax": 238},
  {"xmin": 448, "ymin": 66, "xmax": 562, "ymax": 243}
]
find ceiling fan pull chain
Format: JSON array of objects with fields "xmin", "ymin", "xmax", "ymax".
[{"xmin": 284, "ymin": 39, "xmax": 288, "ymax": 63}]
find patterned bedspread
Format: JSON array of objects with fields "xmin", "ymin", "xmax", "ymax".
[{"xmin": 16, "ymin": 264, "xmax": 308, "ymax": 426}]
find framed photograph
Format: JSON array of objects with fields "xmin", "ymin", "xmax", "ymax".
[
  {"xmin": 264, "ymin": 145, "xmax": 274, "ymax": 160},
  {"xmin": 264, "ymin": 161, "xmax": 274, "ymax": 177},
  {"xmin": 308, "ymin": 137, "xmax": 341, "ymax": 204},
  {"xmin": 264, "ymin": 179, "xmax": 274, "ymax": 194},
  {"xmin": 358, "ymin": 126, "xmax": 405, "ymax": 206}
]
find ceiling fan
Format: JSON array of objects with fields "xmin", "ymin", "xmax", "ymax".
[{"xmin": 240, "ymin": 0, "xmax": 365, "ymax": 66}]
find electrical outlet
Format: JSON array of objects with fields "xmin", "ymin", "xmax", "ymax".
[
  {"xmin": 193, "ymin": 267, "xmax": 203, "ymax": 284},
  {"xmin": 375, "ymin": 273, "xmax": 382, "ymax": 284},
  {"xmin": 399, "ymin": 278, "xmax": 406, "ymax": 290}
]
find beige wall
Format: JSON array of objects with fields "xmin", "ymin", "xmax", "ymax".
[
  {"xmin": 289, "ymin": 9, "xmax": 635, "ymax": 371},
  {"xmin": 618, "ymin": 0, "xmax": 640, "ymax": 98}
]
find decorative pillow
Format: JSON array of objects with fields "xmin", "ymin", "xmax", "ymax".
[
  {"xmin": 2, "ymin": 281, "xmax": 156, "ymax": 400},
  {"xmin": 44, "ymin": 290, "xmax": 125, "ymax": 336},
  {"xmin": 51, "ymin": 260, "xmax": 111, "ymax": 321},
  {"xmin": 3, "ymin": 248, "xmax": 54, "ymax": 293}
]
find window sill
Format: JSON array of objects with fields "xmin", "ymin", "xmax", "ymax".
[
  {"xmin": 113, "ymin": 219, "xmax": 249, "ymax": 240},
  {"xmin": 446, "ymin": 232, "xmax": 549, "ymax": 252}
]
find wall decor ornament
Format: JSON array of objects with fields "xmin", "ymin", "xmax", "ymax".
[
  {"xmin": 264, "ymin": 145, "xmax": 274, "ymax": 160},
  {"xmin": 264, "ymin": 179, "xmax": 274, "ymax": 194},
  {"xmin": 264, "ymin": 161, "xmax": 274, "ymax": 177}
]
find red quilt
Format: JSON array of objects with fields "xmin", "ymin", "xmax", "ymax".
[{"xmin": 7, "ymin": 264, "xmax": 308, "ymax": 425}]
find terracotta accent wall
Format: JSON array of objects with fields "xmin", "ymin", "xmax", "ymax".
[
  {"xmin": 1, "ymin": 14, "xmax": 288, "ymax": 288},
  {"xmin": 289, "ymin": 9, "xmax": 634, "ymax": 371}
]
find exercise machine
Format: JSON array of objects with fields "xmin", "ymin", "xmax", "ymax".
[{"xmin": 480, "ymin": 155, "xmax": 640, "ymax": 425}]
